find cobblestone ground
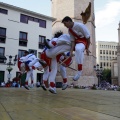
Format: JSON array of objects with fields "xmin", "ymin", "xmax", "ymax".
[{"xmin": 0, "ymin": 87, "xmax": 120, "ymax": 120}]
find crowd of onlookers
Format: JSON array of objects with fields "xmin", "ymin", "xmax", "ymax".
[
  {"xmin": 0, "ymin": 77, "xmax": 41, "ymax": 88},
  {"xmin": 72, "ymin": 83, "xmax": 120, "ymax": 91},
  {"xmin": 0, "ymin": 81, "xmax": 20, "ymax": 88},
  {"xmin": 0, "ymin": 80, "xmax": 120, "ymax": 91}
]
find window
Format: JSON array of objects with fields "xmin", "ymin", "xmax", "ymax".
[
  {"xmin": 0, "ymin": 47, "xmax": 5, "ymax": 56},
  {"xmin": 20, "ymin": 14, "xmax": 46, "ymax": 28},
  {"xmin": 106, "ymin": 50, "xmax": 108, "ymax": 54},
  {"xmin": 112, "ymin": 51, "xmax": 114, "ymax": 55},
  {"xmin": 0, "ymin": 71, "xmax": 5, "ymax": 84},
  {"xmin": 34, "ymin": 18, "xmax": 39, "ymax": 23},
  {"xmin": 103, "ymin": 56, "xmax": 105, "ymax": 60},
  {"xmin": 39, "ymin": 35, "xmax": 46, "ymax": 49},
  {"xmin": 110, "ymin": 63, "xmax": 111, "ymax": 67},
  {"xmin": 0, "ymin": 8, "xmax": 8, "ymax": 14},
  {"xmin": 28, "ymin": 49, "xmax": 37, "ymax": 56},
  {"xmin": 29, "ymin": 16, "xmax": 34, "ymax": 21},
  {"xmin": 106, "ymin": 56, "xmax": 108, "ymax": 60},
  {"xmin": 107, "ymin": 62, "xmax": 108, "ymax": 67},
  {"xmin": 100, "ymin": 50, "xmax": 102, "ymax": 54},
  {"xmin": 20, "ymin": 14, "xmax": 28, "ymax": 23},
  {"xmin": 19, "ymin": 32, "xmax": 27, "ymax": 40},
  {"xmin": 104, "ymin": 62, "xmax": 105, "ymax": 66},
  {"xmin": 0, "ymin": 47, "xmax": 5, "ymax": 63},
  {"xmin": 19, "ymin": 32, "xmax": 28, "ymax": 47},
  {"xmin": 18, "ymin": 49, "xmax": 26, "ymax": 58},
  {"xmin": 0, "ymin": 27, "xmax": 6, "ymax": 43},
  {"xmin": 109, "ymin": 51, "xmax": 111, "ymax": 55},
  {"xmin": 39, "ymin": 19, "xmax": 46, "ymax": 28}
]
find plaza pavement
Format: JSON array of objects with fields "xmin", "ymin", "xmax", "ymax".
[{"xmin": 0, "ymin": 87, "xmax": 120, "ymax": 120}]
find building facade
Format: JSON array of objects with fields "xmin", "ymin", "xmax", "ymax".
[
  {"xmin": 117, "ymin": 22, "xmax": 120, "ymax": 85},
  {"xmin": 0, "ymin": 2, "xmax": 55, "ymax": 84},
  {"xmin": 51, "ymin": 0, "xmax": 97, "ymax": 86},
  {"xmin": 96, "ymin": 41, "xmax": 118, "ymax": 69}
]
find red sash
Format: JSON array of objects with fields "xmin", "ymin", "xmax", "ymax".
[
  {"xmin": 40, "ymin": 52, "xmax": 51, "ymax": 67},
  {"xmin": 69, "ymin": 28, "xmax": 87, "ymax": 48}
]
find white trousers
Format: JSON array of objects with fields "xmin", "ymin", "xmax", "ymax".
[
  {"xmin": 59, "ymin": 65, "xmax": 67, "ymax": 79},
  {"xmin": 43, "ymin": 64, "xmax": 67, "ymax": 84},
  {"xmin": 43, "ymin": 66, "xmax": 50, "ymax": 82},
  {"xmin": 28, "ymin": 58, "xmax": 42, "ymax": 69},
  {"xmin": 46, "ymin": 44, "xmax": 71, "ymax": 58},
  {"xmin": 75, "ymin": 43, "xmax": 85, "ymax": 65},
  {"xmin": 48, "ymin": 57, "xmax": 58, "ymax": 84},
  {"xmin": 45, "ymin": 45, "xmax": 71, "ymax": 86},
  {"xmin": 25, "ymin": 69, "xmax": 34, "ymax": 82}
]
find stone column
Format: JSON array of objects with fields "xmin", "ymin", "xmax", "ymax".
[
  {"xmin": 117, "ymin": 46, "xmax": 120, "ymax": 86},
  {"xmin": 117, "ymin": 22, "xmax": 120, "ymax": 85}
]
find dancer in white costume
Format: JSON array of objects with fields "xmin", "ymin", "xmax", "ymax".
[
  {"xmin": 41, "ymin": 51, "xmax": 72, "ymax": 93},
  {"xmin": 62, "ymin": 16, "xmax": 90, "ymax": 81},
  {"xmin": 41, "ymin": 32, "xmax": 72, "ymax": 93},
  {"xmin": 19, "ymin": 50, "xmax": 46, "ymax": 90}
]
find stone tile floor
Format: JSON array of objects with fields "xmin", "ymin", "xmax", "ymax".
[{"xmin": 0, "ymin": 87, "xmax": 120, "ymax": 120}]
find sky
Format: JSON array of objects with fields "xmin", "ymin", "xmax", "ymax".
[{"xmin": 0, "ymin": 0, "xmax": 120, "ymax": 42}]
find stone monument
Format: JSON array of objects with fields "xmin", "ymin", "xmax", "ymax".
[{"xmin": 51, "ymin": 0, "xmax": 97, "ymax": 86}]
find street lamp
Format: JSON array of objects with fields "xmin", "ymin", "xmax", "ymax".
[
  {"xmin": 93, "ymin": 64, "xmax": 103, "ymax": 87},
  {"xmin": 4, "ymin": 55, "xmax": 17, "ymax": 82}
]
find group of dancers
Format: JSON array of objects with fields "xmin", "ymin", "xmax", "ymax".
[{"xmin": 18, "ymin": 16, "xmax": 91, "ymax": 94}]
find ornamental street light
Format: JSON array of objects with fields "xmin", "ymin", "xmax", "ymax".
[
  {"xmin": 4, "ymin": 55, "xmax": 17, "ymax": 82},
  {"xmin": 93, "ymin": 64, "xmax": 103, "ymax": 87}
]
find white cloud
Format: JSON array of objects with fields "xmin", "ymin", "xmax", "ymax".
[{"xmin": 95, "ymin": 0, "xmax": 120, "ymax": 28}]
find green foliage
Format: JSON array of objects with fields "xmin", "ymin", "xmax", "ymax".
[{"xmin": 102, "ymin": 69, "xmax": 111, "ymax": 83}]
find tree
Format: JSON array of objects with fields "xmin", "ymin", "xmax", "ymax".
[{"xmin": 102, "ymin": 69, "xmax": 111, "ymax": 83}]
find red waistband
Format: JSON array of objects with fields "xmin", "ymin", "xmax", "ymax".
[{"xmin": 75, "ymin": 38, "xmax": 87, "ymax": 48}]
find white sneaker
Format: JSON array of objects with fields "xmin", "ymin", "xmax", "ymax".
[
  {"xmin": 49, "ymin": 87, "xmax": 57, "ymax": 94},
  {"xmin": 41, "ymin": 84, "xmax": 47, "ymax": 91},
  {"xmin": 73, "ymin": 71, "xmax": 81, "ymax": 81},
  {"xmin": 62, "ymin": 83, "xmax": 68, "ymax": 90}
]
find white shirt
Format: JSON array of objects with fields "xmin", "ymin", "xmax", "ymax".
[
  {"xmin": 57, "ymin": 34, "xmax": 71, "ymax": 45},
  {"xmin": 49, "ymin": 34, "xmax": 71, "ymax": 46},
  {"xmin": 20, "ymin": 54, "xmax": 36, "ymax": 62},
  {"xmin": 69, "ymin": 22, "xmax": 90, "ymax": 41}
]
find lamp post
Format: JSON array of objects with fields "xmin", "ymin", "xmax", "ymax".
[
  {"xmin": 4, "ymin": 55, "xmax": 17, "ymax": 82},
  {"xmin": 93, "ymin": 64, "xmax": 103, "ymax": 87}
]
